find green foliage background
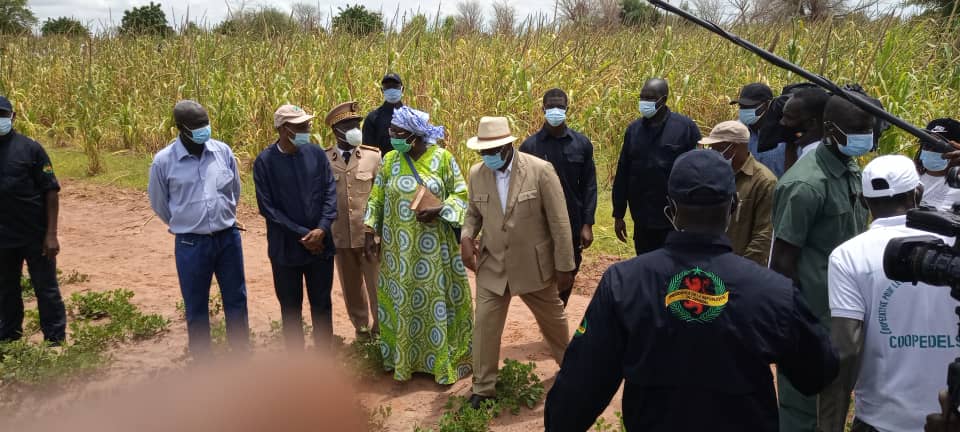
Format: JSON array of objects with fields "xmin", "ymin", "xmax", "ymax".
[
  {"xmin": 40, "ymin": 17, "xmax": 90, "ymax": 38},
  {"xmin": 2, "ymin": 17, "xmax": 957, "ymax": 180}
]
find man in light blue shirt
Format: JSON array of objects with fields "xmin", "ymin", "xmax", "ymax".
[
  {"xmin": 148, "ymin": 100, "xmax": 249, "ymax": 356},
  {"xmin": 732, "ymin": 83, "xmax": 786, "ymax": 177},
  {"xmin": 748, "ymin": 133, "xmax": 786, "ymax": 177}
]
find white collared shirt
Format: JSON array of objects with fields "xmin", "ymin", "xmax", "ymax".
[{"xmin": 494, "ymin": 159, "xmax": 513, "ymax": 213}]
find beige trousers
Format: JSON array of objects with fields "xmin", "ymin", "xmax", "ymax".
[
  {"xmin": 334, "ymin": 247, "xmax": 379, "ymax": 333},
  {"xmin": 472, "ymin": 284, "xmax": 569, "ymax": 396}
]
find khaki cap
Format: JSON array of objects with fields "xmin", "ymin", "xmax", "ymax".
[
  {"xmin": 274, "ymin": 105, "xmax": 314, "ymax": 128},
  {"xmin": 325, "ymin": 101, "xmax": 362, "ymax": 127},
  {"xmin": 699, "ymin": 120, "xmax": 750, "ymax": 145}
]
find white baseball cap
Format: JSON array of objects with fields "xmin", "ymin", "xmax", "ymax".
[{"xmin": 861, "ymin": 155, "xmax": 921, "ymax": 198}]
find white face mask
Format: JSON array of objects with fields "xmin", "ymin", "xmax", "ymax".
[{"xmin": 345, "ymin": 128, "xmax": 362, "ymax": 147}]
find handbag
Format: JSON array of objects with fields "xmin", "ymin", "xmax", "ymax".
[{"xmin": 403, "ymin": 153, "xmax": 462, "ymax": 243}]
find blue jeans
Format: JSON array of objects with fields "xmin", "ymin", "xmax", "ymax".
[
  {"xmin": 0, "ymin": 243, "xmax": 66, "ymax": 343},
  {"xmin": 270, "ymin": 258, "xmax": 334, "ymax": 349},
  {"xmin": 174, "ymin": 228, "xmax": 249, "ymax": 355}
]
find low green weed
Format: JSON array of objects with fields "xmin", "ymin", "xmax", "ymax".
[
  {"xmin": 338, "ymin": 333, "xmax": 385, "ymax": 380},
  {"xmin": 594, "ymin": 412, "xmax": 626, "ymax": 431},
  {"xmin": 175, "ymin": 292, "xmax": 222, "ymax": 320},
  {"xmin": 211, "ymin": 318, "xmax": 227, "ymax": 347},
  {"xmin": 59, "ymin": 270, "xmax": 90, "ymax": 285},
  {"xmin": 415, "ymin": 396, "xmax": 497, "ymax": 432},
  {"xmin": 415, "ymin": 359, "xmax": 545, "ymax": 431},
  {"xmin": 0, "ymin": 288, "xmax": 168, "ymax": 396},
  {"xmin": 21, "ymin": 269, "xmax": 91, "ymax": 300},
  {"xmin": 494, "ymin": 359, "xmax": 545, "ymax": 415},
  {"xmin": 0, "ymin": 341, "xmax": 104, "ymax": 386},
  {"xmin": 68, "ymin": 289, "xmax": 169, "ymax": 349},
  {"xmin": 69, "ymin": 289, "xmax": 135, "ymax": 320},
  {"xmin": 20, "ymin": 277, "xmax": 34, "ymax": 300},
  {"xmin": 22, "ymin": 309, "xmax": 41, "ymax": 336},
  {"xmin": 128, "ymin": 314, "xmax": 169, "ymax": 340},
  {"xmin": 265, "ymin": 319, "xmax": 283, "ymax": 343}
]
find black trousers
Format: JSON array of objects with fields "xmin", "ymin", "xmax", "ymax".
[
  {"xmin": 558, "ymin": 225, "xmax": 584, "ymax": 308},
  {"xmin": 0, "ymin": 244, "xmax": 66, "ymax": 343},
  {"xmin": 851, "ymin": 418, "xmax": 880, "ymax": 432},
  {"xmin": 271, "ymin": 258, "xmax": 334, "ymax": 350},
  {"xmin": 633, "ymin": 227, "xmax": 671, "ymax": 256}
]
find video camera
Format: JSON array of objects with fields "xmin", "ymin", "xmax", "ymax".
[{"xmin": 883, "ymin": 206, "xmax": 960, "ymax": 413}]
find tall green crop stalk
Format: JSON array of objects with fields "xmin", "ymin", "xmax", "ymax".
[
  {"xmin": 79, "ymin": 40, "xmax": 103, "ymax": 175},
  {"xmin": 0, "ymin": 19, "xmax": 956, "ymax": 178}
]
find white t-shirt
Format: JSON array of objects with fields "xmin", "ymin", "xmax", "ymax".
[
  {"xmin": 920, "ymin": 173, "xmax": 960, "ymax": 211},
  {"xmin": 828, "ymin": 215, "xmax": 957, "ymax": 432}
]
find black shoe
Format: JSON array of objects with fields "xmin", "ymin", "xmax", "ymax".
[{"xmin": 468, "ymin": 394, "xmax": 495, "ymax": 410}]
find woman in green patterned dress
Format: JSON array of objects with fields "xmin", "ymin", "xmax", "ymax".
[{"xmin": 363, "ymin": 106, "xmax": 473, "ymax": 384}]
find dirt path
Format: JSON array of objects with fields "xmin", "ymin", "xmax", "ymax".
[{"xmin": 36, "ymin": 179, "xmax": 623, "ymax": 430}]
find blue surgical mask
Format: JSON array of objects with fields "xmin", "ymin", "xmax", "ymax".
[
  {"xmin": 189, "ymin": 125, "xmax": 211, "ymax": 144},
  {"xmin": 292, "ymin": 132, "xmax": 311, "ymax": 147},
  {"xmin": 0, "ymin": 117, "xmax": 11, "ymax": 135},
  {"xmin": 545, "ymin": 108, "xmax": 567, "ymax": 127},
  {"xmin": 384, "ymin": 88, "xmax": 403, "ymax": 104},
  {"xmin": 482, "ymin": 153, "xmax": 506, "ymax": 170},
  {"xmin": 639, "ymin": 100, "xmax": 659, "ymax": 118},
  {"xmin": 739, "ymin": 108, "xmax": 761, "ymax": 126},
  {"xmin": 838, "ymin": 133, "xmax": 873, "ymax": 157},
  {"xmin": 921, "ymin": 150, "xmax": 949, "ymax": 172}
]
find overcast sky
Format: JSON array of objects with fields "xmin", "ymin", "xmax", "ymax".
[{"xmin": 28, "ymin": 0, "xmax": 562, "ymax": 30}]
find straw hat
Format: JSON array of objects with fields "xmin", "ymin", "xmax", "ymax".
[{"xmin": 466, "ymin": 116, "xmax": 516, "ymax": 150}]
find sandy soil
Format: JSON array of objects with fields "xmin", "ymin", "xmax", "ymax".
[{"xmin": 22, "ymin": 179, "xmax": 623, "ymax": 430}]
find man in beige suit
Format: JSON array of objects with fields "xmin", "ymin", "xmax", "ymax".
[
  {"xmin": 461, "ymin": 116, "xmax": 576, "ymax": 409},
  {"xmin": 324, "ymin": 102, "xmax": 381, "ymax": 337}
]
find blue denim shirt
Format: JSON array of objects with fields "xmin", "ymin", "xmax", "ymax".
[
  {"xmin": 148, "ymin": 138, "xmax": 240, "ymax": 235},
  {"xmin": 749, "ymin": 132, "xmax": 786, "ymax": 178}
]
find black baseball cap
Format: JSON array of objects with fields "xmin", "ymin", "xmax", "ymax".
[
  {"xmin": 0, "ymin": 96, "xmax": 12, "ymax": 113},
  {"xmin": 730, "ymin": 83, "xmax": 773, "ymax": 106},
  {"xmin": 926, "ymin": 118, "xmax": 960, "ymax": 142},
  {"xmin": 668, "ymin": 149, "xmax": 737, "ymax": 206},
  {"xmin": 381, "ymin": 73, "xmax": 403, "ymax": 85}
]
